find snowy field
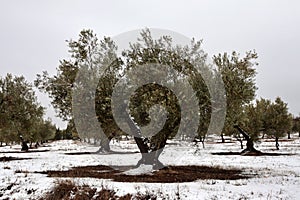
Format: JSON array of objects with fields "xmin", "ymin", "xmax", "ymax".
[{"xmin": 0, "ymin": 135, "xmax": 299, "ymax": 200}]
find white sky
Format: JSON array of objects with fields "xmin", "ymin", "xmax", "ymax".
[{"xmin": 0, "ymin": 0, "xmax": 299, "ymax": 128}]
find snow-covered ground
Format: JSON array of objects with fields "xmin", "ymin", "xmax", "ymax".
[{"xmin": 0, "ymin": 135, "xmax": 299, "ymax": 200}]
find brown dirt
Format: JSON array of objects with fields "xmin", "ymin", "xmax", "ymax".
[
  {"xmin": 64, "ymin": 151, "xmax": 139, "ymax": 155},
  {"xmin": 40, "ymin": 180, "xmax": 150, "ymax": 200},
  {"xmin": 0, "ymin": 156, "xmax": 32, "ymax": 162},
  {"xmin": 31, "ymin": 165, "xmax": 251, "ymax": 183},
  {"xmin": 211, "ymin": 152, "xmax": 295, "ymax": 156},
  {"xmin": 0, "ymin": 150, "xmax": 50, "ymax": 154}
]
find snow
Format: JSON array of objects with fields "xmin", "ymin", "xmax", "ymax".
[
  {"xmin": 122, "ymin": 164, "xmax": 154, "ymax": 175},
  {"xmin": 0, "ymin": 135, "xmax": 299, "ymax": 199}
]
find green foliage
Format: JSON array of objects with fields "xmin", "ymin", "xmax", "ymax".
[
  {"xmin": 292, "ymin": 115, "xmax": 300, "ymax": 134},
  {"xmin": 37, "ymin": 119, "xmax": 56, "ymax": 141},
  {"xmin": 36, "ymin": 28, "xmax": 212, "ymax": 147},
  {"xmin": 122, "ymin": 29, "xmax": 212, "ymax": 142},
  {"xmin": 243, "ymin": 104, "xmax": 262, "ymax": 142},
  {"xmin": 0, "ymin": 74, "xmax": 54, "ymax": 144},
  {"xmin": 54, "ymin": 128, "xmax": 62, "ymax": 140},
  {"xmin": 35, "ymin": 28, "xmax": 267, "ymax": 153},
  {"xmin": 213, "ymin": 51, "xmax": 258, "ymax": 136},
  {"xmin": 245, "ymin": 97, "xmax": 292, "ymax": 141},
  {"xmin": 36, "ymin": 30, "xmax": 121, "ymax": 145},
  {"xmin": 265, "ymin": 97, "xmax": 292, "ymax": 138}
]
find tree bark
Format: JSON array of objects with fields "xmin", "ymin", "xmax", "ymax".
[
  {"xmin": 221, "ymin": 133, "xmax": 225, "ymax": 143},
  {"xmin": 21, "ymin": 141, "xmax": 29, "ymax": 152},
  {"xmin": 239, "ymin": 140, "xmax": 243, "ymax": 149},
  {"xmin": 201, "ymin": 140, "xmax": 205, "ymax": 149},
  {"xmin": 127, "ymin": 117, "xmax": 166, "ymax": 169},
  {"xmin": 275, "ymin": 137, "xmax": 279, "ymax": 150},
  {"xmin": 97, "ymin": 137, "xmax": 111, "ymax": 153},
  {"xmin": 234, "ymin": 125, "xmax": 261, "ymax": 154}
]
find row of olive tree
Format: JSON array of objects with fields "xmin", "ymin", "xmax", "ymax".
[
  {"xmin": 0, "ymin": 74, "xmax": 56, "ymax": 147},
  {"xmin": 35, "ymin": 28, "xmax": 297, "ymax": 167},
  {"xmin": 213, "ymin": 50, "xmax": 296, "ymax": 151},
  {"xmin": 35, "ymin": 29, "xmax": 214, "ymax": 151}
]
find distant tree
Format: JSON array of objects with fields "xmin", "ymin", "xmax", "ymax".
[
  {"xmin": 54, "ymin": 128, "xmax": 62, "ymax": 140},
  {"xmin": 0, "ymin": 74, "xmax": 44, "ymax": 148},
  {"xmin": 37, "ymin": 119, "xmax": 56, "ymax": 143},
  {"xmin": 263, "ymin": 97, "xmax": 293, "ymax": 150},
  {"xmin": 65, "ymin": 119, "xmax": 79, "ymax": 140},
  {"xmin": 242, "ymin": 97, "xmax": 292, "ymax": 151},
  {"xmin": 292, "ymin": 115, "xmax": 300, "ymax": 137}
]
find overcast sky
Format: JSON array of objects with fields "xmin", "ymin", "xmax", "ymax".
[{"xmin": 1, "ymin": 0, "xmax": 299, "ymax": 128}]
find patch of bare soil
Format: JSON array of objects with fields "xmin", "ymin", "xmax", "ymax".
[
  {"xmin": 31, "ymin": 165, "xmax": 251, "ymax": 183},
  {"xmin": 211, "ymin": 152, "xmax": 295, "ymax": 156},
  {"xmin": 64, "ymin": 151, "xmax": 139, "ymax": 155},
  {"xmin": 40, "ymin": 180, "xmax": 154, "ymax": 200},
  {"xmin": 0, "ymin": 156, "xmax": 32, "ymax": 162},
  {"xmin": 207, "ymin": 141, "xmax": 236, "ymax": 144},
  {"xmin": 262, "ymin": 139, "xmax": 294, "ymax": 142},
  {"xmin": 0, "ymin": 150, "xmax": 50, "ymax": 154}
]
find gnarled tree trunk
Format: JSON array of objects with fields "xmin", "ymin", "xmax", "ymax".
[
  {"xmin": 234, "ymin": 125, "xmax": 261, "ymax": 154},
  {"xmin": 126, "ymin": 114, "xmax": 166, "ymax": 170}
]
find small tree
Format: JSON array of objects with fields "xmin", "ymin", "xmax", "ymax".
[
  {"xmin": 264, "ymin": 97, "xmax": 292, "ymax": 150},
  {"xmin": 54, "ymin": 128, "xmax": 62, "ymax": 140},
  {"xmin": 38, "ymin": 119, "xmax": 56, "ymax": 143},
  {"xmin": 292, "ymin": 116, "xmax": 300, "ymax": 137}
]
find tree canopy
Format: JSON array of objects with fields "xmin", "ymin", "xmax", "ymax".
[{"xmin": 0, "ymin": 74, "xmax": 54, "ymax": 145}]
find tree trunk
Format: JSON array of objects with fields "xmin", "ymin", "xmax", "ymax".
[
  {"xmin": 134, "ymin": 137, "xmax": 165, "ymax": 170},
  {"xmin": 199, "ymin": 135, "xmax": 205, "ymax": 149},
  {"xmin": 97, "ymin": 137, "xmax": 111, "ymax": 153},
  {"xmin": 239, "ymin": 140, "xmax": 243, "ymax": 149},
  {"xmin": 287, "ymin": 132, "xmax": 291, "ymax": 139},
  {"xmin": 0, "ymin": 141, "xmax": 2, "ymax": 147},
  {"xmin": 127, "ymin": 119, "xmax": 165, "ymax": 169},
  {"xmin": 123, "ymin": 111, "xmax": 171, "ymax": 170},
  {"xmin": 234, "ymin": 125, "xmax": 261, "ymax": 154},
  {"xmin": 221, "ymin": 133, "xmax": 225, "ymax": 143},
  {"xmin": 275, "ymin": 137, "xmax": 279, "ymax": 150},
  {"xmin": 21, "ymin": 141, "xmax": 29, "ymax": 152}
]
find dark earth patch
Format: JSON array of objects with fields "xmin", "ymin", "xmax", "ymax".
[
  {"xmin": 29, "ymin": 165, "xmax": 251, "ymax": 183},
  {"xmin": 0, "ymin": 156, "xmax": 32, "ymax": 162},
  {"xmin": 64, "ymin": 151, "xmax": 139, "ymax": 155},
  {"xmin": 0, "ymin": 150, "xmax": 50, "ymax": 154},
  {"xmin": 211, "ymin": 152, "xmax": 295, "ymax": 156}
]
